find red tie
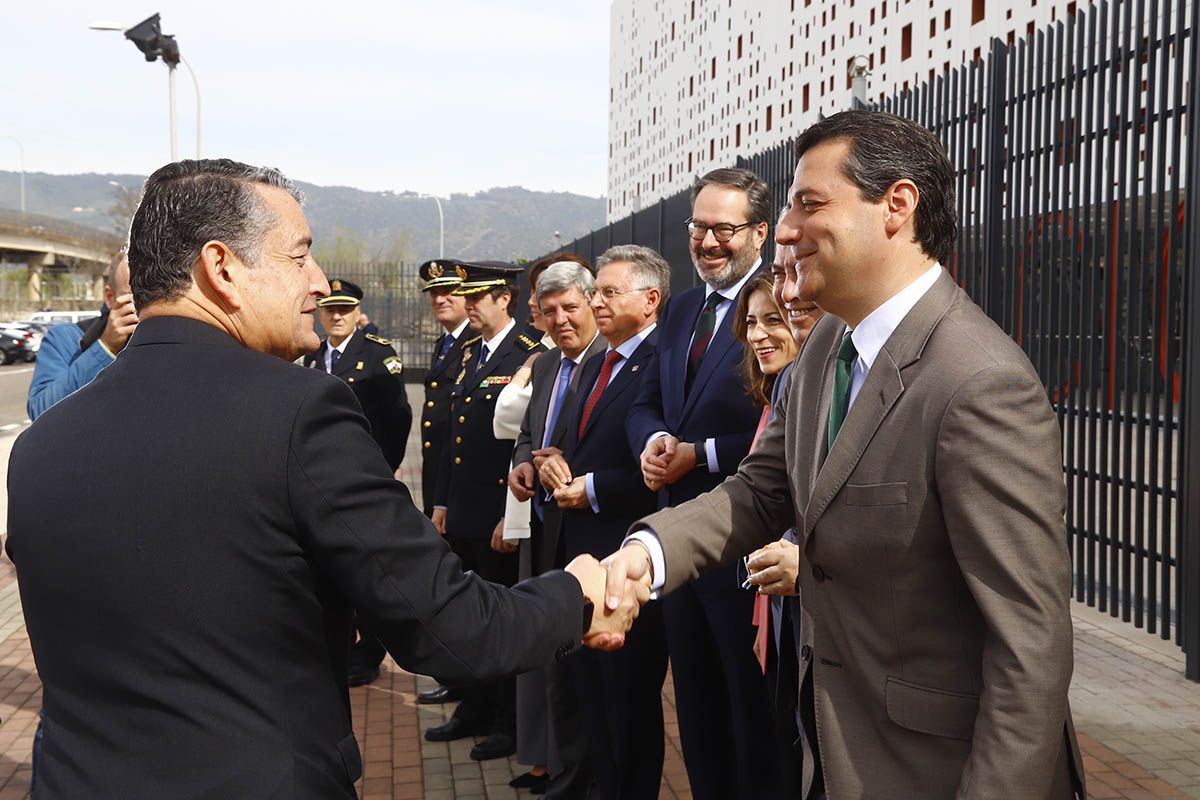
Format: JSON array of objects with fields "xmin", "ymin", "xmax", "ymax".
[{"xmin": 577, "ymin": 350, "xmax": 623, "ymax": 438}]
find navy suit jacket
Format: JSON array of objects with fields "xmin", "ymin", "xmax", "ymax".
[
  {"xmin": 626, "ymin": 283, "xmax": 762, "ymax": 507},
  {"xmin": 560, "ymin": 329, "xmax": 661, "ymax": 557}
]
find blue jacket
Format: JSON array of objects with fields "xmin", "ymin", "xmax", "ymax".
[{"xmin": 27, "ymin": 320, "xmax": 114, "ymax": 421}]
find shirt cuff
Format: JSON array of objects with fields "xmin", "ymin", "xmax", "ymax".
[
  {"xmin": 585, "ymin": 472, "xmax": 599, "ymax": 514},
  {"xmin": 704, "ymin": 438, "xmax": 719, "ymax": 473},
  {"xmin": 96, "ymin": 340, "xmax": 117, "ymax": 360},
  {"xmin": 624, "ymin": 529, "xmax": 666, "ymax": 598},
  {"xmin": 645, "ymin": 430, "xmax": 671, "ymax": 451}
]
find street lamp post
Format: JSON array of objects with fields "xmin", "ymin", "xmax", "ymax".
[
  {"xmin": 0, "ymin": 134, "xmax": 25, "ymax": 213},
  {"xmin": 418, "ymin": 195, "xmax": 444, "ymax": 258},
  {"xmin": 91, "ymin": 14, "xmax": 202, "ymax": 160}
]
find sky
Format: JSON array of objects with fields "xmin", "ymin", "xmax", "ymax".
[{"xmin": 0, "ymin": 1, "xmax": 611, "ymax": 198}]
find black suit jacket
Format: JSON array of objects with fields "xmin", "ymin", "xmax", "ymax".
[
  {"xmin": 436, "ymin": 322, "xmax": 544, "ymax": 537},
  {"xmin": 6, "ymin": 316, "xmax": 582, "ymax": 800},
  {"xmin": 513, "ymin": 335, "xmax": 606, "ymax": 574},
  {"xmin": 559, "ymin": 330, "xmax": 660, "ymax": 559},
  {"xmin": 303, "ymin": 330, "xmax": 412, "ymax": 470},
  {"xmin": 420, "ymin": 328, "xmax": 469, "ymax": 514}
]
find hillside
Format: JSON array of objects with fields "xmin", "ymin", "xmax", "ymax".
[{"xmin": 0, "ymin": 170, "xmax": 605, "ymax": 263}]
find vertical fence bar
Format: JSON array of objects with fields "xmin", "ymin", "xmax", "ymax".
[
  {"xmin": 1181, "ymin": 0, "xmax": 1200, "ymax": 681},
  {"xmin": 1115, "ymin": 0, "xmax": 1135, "ymax": 623}
]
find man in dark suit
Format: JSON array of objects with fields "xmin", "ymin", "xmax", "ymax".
[
  {"xmin": 5, "ymin": 159, "xmax": 644, "ymax": 800},
  {"xmin": 540, "ymin": 244, "xmax": 671, "ymax": 800},
  {"xmin": 625, "ymin": 167, "xmax": 782, "ymax": 799},
  {"xmin": 415, "ymin": 258, "xmax": 471, "ymax": 706},
  {"xmin": 507, "ymin": 260, "xmax": 604, "ymax": 797},
  {"xmin": 605, "ymin": 111, "xmax": 1085, "ymax": 799},
  {"xmin": 426, "ymin": 261, "xmax": 546, "ymax": 760}
]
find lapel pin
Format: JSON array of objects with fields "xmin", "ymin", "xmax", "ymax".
[{"xmin": 632, "ymin": 365, "xmax": 640, "ymax": 372}]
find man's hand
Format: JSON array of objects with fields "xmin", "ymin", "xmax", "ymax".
[
  {"xmin": 539, "ymin": 453, "xmax": 573, "ymax": 491},
  {"xmin": 745, "ymin": 539, "xmax": 800, "ymax": 596},
  {"xmin": 531, "ymin": 446, "xmax": 563, "ymax": 471},
  {"xmin": 566, "ymin": 553, "xmax": 650, "ymax": 651},
  {"xmin": 491, "ymin": 518, "xmax": 517, "ymax": 553},
  {"xmin": 100, "ymin": 293, "xmax": 138, "ymax": 354},
  {"xmin": 600, "ymin": 542, "xmax": 654, "ymax": 624},
  {"xmin": 430, "ymin": 507, "xmax": 447, "ymax": 535},
  {"xmin": 639, "ymin": 436, "xmax": 697, "ymax": 490},
  {"xmin": 553, "ymin": 477, "xmax": 588, "ymax": 509},
  {"xmin": 508, "ymin": 462, "xmax": 536, "ymax": 501}
]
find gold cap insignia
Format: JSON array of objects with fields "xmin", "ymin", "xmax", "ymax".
[
  {"xmin": 430, "ymin": 262, "xmax": 444, "ymax": 278},
  {"xmin": 331, "ymin": 279, "xmax": 342, "ymax": 291},
  {"xmin": 455, "ymin": 265, "xmax": 468, "ymax": 281}
]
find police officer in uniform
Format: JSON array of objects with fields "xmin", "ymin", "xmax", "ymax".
[
  {"xmin": 304, "ymin": 278, "xmax": 413, "ymax": 686},
  {"xmin": 426, "ymin": 261, "xmax": 544, "ymax": 761},
  {"xmin": 416, "ymin": 259, "xmax": 472, "ymax": 706}
]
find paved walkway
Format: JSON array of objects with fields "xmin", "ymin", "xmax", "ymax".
[{"xmin": 0, "ymin": 386, "xmax": 1197, "ymax": 798}]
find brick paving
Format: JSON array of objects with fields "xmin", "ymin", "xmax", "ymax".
[{"xmin": 0, "ymin": 387, "xmax": 1196, "ymax": 798}]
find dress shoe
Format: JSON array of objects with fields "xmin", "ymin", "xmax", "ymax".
[
  {"xmin": 509, "ymin": 771, "xmax": 549, "ymax": 791},
  {"xmin": 417, "ymin": 685, "xmax": 462, "ymax": 705},
  {"xmin": 469, "ymin": 732, "xmax": 516, "ymax": 761},
  {"xmin": 347, "ymin": 663, "xmax": 380, "ymax": 687},
  {"xmin": 424, "ymin": 716, "xmax": 489, "ymax": 742}
]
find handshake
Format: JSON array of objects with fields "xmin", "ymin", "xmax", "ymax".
[{"xmin": 562, "ymin": 544, "xmax": 656, "ymax": 651}]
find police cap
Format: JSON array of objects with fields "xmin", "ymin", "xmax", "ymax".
[
  {"xmin": 318, "ymin": 278, "xmax": 363, "ymax": 307},
  {"xmin": 419, "ymin": 259, "xmax": 465, "ymax": 292},
  {"xmin": 452, "ymin": 261, "xmax": 524, "ymax": 297}
]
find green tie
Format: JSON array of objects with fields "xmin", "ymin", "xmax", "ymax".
[{"xmin": 827, "ymin": 332, "xmax": 859, "ymax": 451}]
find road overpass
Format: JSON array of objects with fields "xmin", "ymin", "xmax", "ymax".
[{"xmin": 0, "ymin": 208, "xmax": 121, "ymax": 310}]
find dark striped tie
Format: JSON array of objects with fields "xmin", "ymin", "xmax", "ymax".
[{"xmin": 826, "ymin": 333, "xmax": 858, "ymax": 450}]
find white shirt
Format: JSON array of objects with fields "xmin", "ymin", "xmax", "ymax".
[
  {"xmin": 632, "ymin": 262, "xmax": 945, "ymax": 595},
  {"xmin": 480, "ymin": 318, "xmax": 516, "ymax": 365},
  {"xmin": 445, "ymin": 317, "xmax": 470, "ymax": 343},
  {"xmin": 323, "ymin": 331, "xmax": 355, "ymax": 373}
]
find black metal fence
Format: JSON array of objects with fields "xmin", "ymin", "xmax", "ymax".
[{"xmin": 549, "ymin": 0, "xmax": 1200, "ymax": 678}]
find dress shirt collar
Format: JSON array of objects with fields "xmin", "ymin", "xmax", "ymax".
[
  {"xmin": 609, "ymin": 322, "xmax": 657, "ymax": 360},
  {"xmin": 445, "ymin": 318, "xmax": 469, "ymax": 340},
  {"xmin": 562, "ymin": 332, "xmax": 601, "ymax": 366},
  {"xmin": 330, "ymin": 330, "xmax": 355, "ymax": 355},
  {"xmin": 848, "ymin": 263, "xmax": 943, "ymax": 372},
  {"xmin": 481, "ymin": 318, "xmax": 516, "ymax": 362},
  {"xmin": 704, "ymin": 257, "xmax": 761, "ymax": 304}
]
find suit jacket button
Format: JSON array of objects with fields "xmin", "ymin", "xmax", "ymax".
[
  {"xmin": 454, "ymin": 457, "xmax": 462, "ymax": 465},
  {"xmin": 455, "ymin": 436, "xmax": 462, "ymax": 444},
  {"xmin": 424, "ymin": 441, "xmax": 430, "ymax": 448},
  {"xmin": 498, "ymin": 479, "xmax": 505, "ymax": 486},
  {"xmin": 431, "ymin": 381, "xmax": 439, "ymax": 389},
  {"xmin": 800, "ymin": 644, "xmax": 812, "ymax": 661},
  {"xmin": 812, "ymin": 565, "xmax": 827, "ymax": 582},
  {"xmin": 458, "ymin": 416, "xmax": 466, "ymax": 423},
  {"xmin": 423, "ymin": 421, "xmax": 431, "ymax": 428},
  {"xmin": 426, "ymin": 401, "xmax": 434, "ymax": 408},
  {"xmin": 465, "ymin": 396, "xmax": 472, "ymax": 403},
  {"xmin": 485, "ymin": 393, "xmax": 493, "ymax": 400}
]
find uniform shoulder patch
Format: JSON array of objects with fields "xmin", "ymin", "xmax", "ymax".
[
  {"xmin": 383, "ymin": 355, "xmax": 403, "ymax": 375},
  {"xmin": 518, "ymin": 334, "xmax": 540, "ymax": 350},
  {"xmin": 364, "ymin": 333, "xmax": 392, "ymax": 346}
]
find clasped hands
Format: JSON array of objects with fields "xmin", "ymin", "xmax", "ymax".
[
  {"xmin": 508, "ymin": 451, "xmax": 588, "ymax": 509},
  {"xmin": 639, "ymin": 435, "xmax": 696, "ymax": 491},
  {"xmin": 565, "ymin": 543, "xmax": 655, "ymax": 650}
]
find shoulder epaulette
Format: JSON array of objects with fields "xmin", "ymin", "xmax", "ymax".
[
  {"xmin": 364, "ymin": 333, "xmax": 392, "ymax": 346},
  {"xmin": 518, "ymin": 334, "xmax": 540, "ymax": 350}
]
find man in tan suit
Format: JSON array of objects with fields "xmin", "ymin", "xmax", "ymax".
[{"xmin": 604, "ymin": 111, "xmax": 1086, "ymax": 799}]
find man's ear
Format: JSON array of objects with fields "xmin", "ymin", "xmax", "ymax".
[
  {"xmin": 103, "ymin": 284, "xmax": 116, "ymax": 308},
  {"xmin": 196, "ymin": 240, "xmax": 245, "ymax": 311},
  {"xmin": 884, "ymin": 179, "xmax": 920, "ymax": 239}
]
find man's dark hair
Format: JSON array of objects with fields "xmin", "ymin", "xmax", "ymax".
[
  {"xmin": 795, "ymin": 111, "xmax": 957, "ymax": 264},
  {"xmin": 127, "ymin": 159, "xmax": 302, "ymax": 308},
  {"xmin": 690, "ymin": 167, "xmax": 772, "ymax": 225}
]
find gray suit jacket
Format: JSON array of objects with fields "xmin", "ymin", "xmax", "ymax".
[
  {"xmin": 640, "ymin": 270, "xmax": 1085, "ymax": 799},
  {"xmin": 515, "ymin": 336, "xmax": 607, "ymax": 574}
]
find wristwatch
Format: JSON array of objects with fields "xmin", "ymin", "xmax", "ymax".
[
  {"xmin": 693, "ymin": 439, "xmax": 708, "ymax": 472},
  {"xmin": 581, "ymin": 595, "xmax": 595, "ymax": 637}
]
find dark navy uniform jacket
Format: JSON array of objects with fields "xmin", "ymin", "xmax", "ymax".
[
  {"xmin": 304, "ymin": 330, "xmax": 412, "ymax": 471},
  {"xmin": 420, "ymin": 328, "xmax": 469, "ymax": 516},
  {"xmin": 435, "ymin": 321, "xmax": 543, "ymax": 538}
]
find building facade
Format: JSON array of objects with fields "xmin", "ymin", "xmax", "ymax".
[{"xmin": 608, "ymin": 0, "xmax": 1103, "ymax": 221}]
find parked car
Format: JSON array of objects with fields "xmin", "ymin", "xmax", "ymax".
[
  {"xmin": 27, "ymin": 310, "xmax": 100, "ymax": 326},
  {"xmin": 0, "ymin": 331, "xmax": 33, "ymax": 364},
  {"xmin": 4, "ymin": 322, "xmax": 45, "ymax": 353}
]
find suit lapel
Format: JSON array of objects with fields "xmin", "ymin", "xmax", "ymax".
[
  {"xmin": 579, "ymin": 331, "xmax": 657, "ymax": 442},
  {"xmin": 472, "ymin": 325, "xmax": 519, "ymax": 385},
  {"xmin": 431, "ymin": 332, "xmax": 467, "ymax": 381},
  {"xmin": 801, "ymin": 269, "xmax": 959, "ymax": 539},
  {"xmin": 681, "ymin": 308, "xmax": 737, "ymax": 420},
  {"xmin": 548, "ymin": 336, "xmax": 606, "ymax": 448},
  {"xmin": 331, "ymin": 332, "xmax": 364, "ymax": 379}
]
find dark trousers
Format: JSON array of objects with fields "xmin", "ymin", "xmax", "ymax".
[
  {"xmin": 568, "ymin": 599, "xmax": 668, "ymax": 800},
  {"xmin": 662, "ymin": 564, "xmax": 784, "ymax": 800},
  {"xmin": 445, "ymin": 532, "xmax": 519, "ymax": 733}
]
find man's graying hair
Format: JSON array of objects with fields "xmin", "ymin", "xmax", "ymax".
[
  {"xmin": 127, "ymin": 158, "xmax": 302, "ymax": 308},
  {"xmin": 795, "ymin": 110, "xmax": 957, "ymax": 264},
  {"xmin": 690, "ymin": 167, "xmax": 772, "ymax": 225},
  {"xmin": 535, "ymin": 261, "xmax": 595, "ymax": 306},
  {"xmin": 595, "ymin": 244, "xmax": 672, "ymax": 304}
]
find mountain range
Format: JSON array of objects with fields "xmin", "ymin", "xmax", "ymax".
[{"xmin": 0, "ymin": 170, "xmax": 605, "ymax": 263}]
